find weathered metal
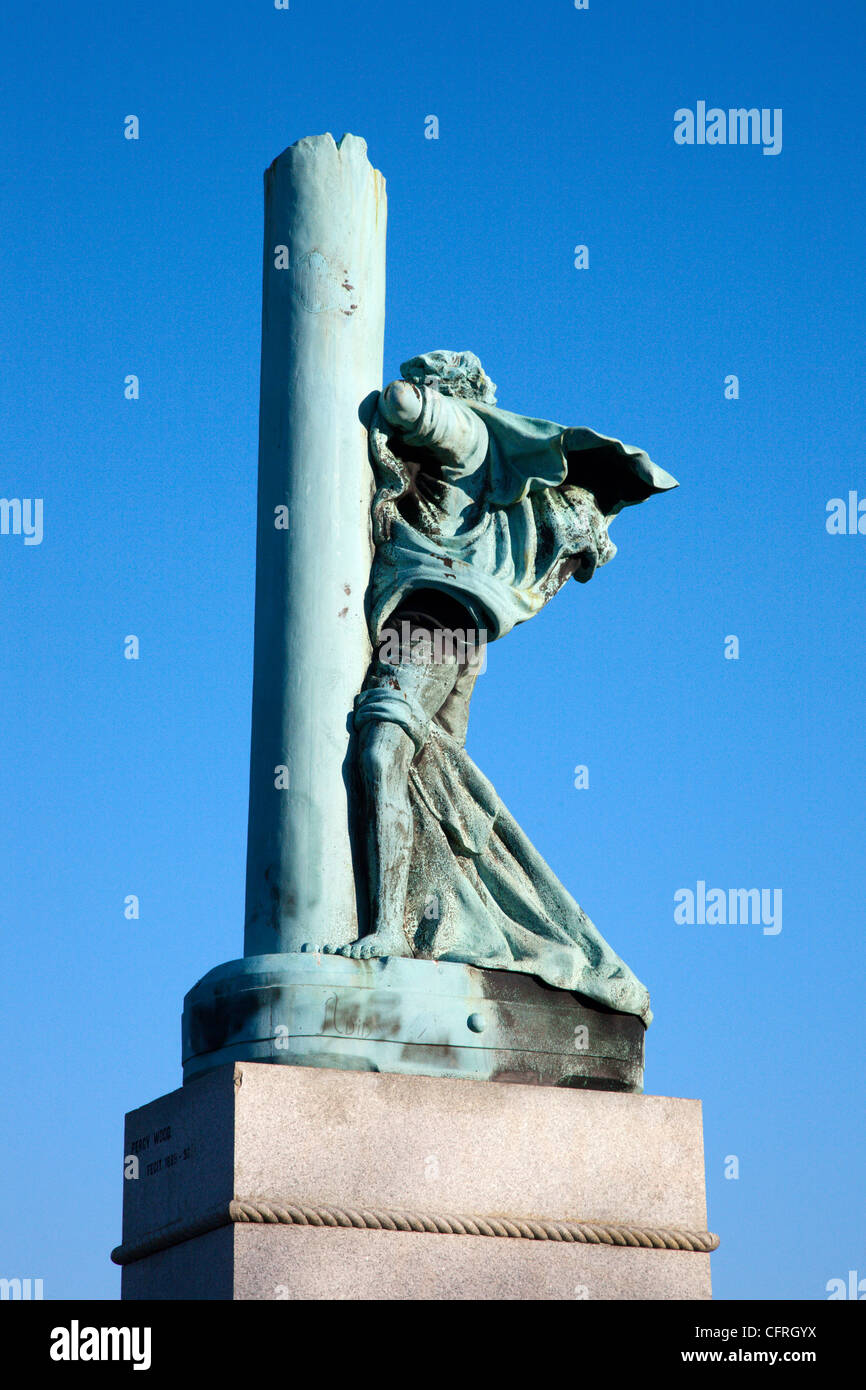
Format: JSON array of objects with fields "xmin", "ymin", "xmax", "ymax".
[
  {"xmin": 180, "ymin": 140, "xmax": 672, "ymax": 1097},
  {"xmin": 182, "ymin": 954, "xmax": 645, "ymax": 1091},
  {"xmin": 243, "ymin": 133, "xmax": 386, "ymax": 958}
]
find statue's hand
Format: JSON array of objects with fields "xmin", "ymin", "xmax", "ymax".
[{"xmin": 380, "ymin": 379, "xmax": 424, "ymax": 431}]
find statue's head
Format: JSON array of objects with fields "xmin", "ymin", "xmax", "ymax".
[{"xmin": 400, "ymin": 350, "xmax": 497, "ymax": 405}]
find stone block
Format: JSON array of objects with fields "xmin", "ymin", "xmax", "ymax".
[{"xmin": 115, "ymin": 1063, "xmax": 715, "ymax": 1300}]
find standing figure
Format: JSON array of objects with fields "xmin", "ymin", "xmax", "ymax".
[{"xmin": 327, "ymin": 351, "xmax": 676, "ymax": 1025}]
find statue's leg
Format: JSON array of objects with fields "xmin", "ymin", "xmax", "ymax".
[
  {"xmin": 336, "ymin": 721, "xmax": 416, "ymax": 959},
  {"xmin": 337, "ymin": 620, "xmax": 463, "ymax": 960},
  {"xmin": 433, "ymin": 645, "xmax": 484, "ymax": 745}
]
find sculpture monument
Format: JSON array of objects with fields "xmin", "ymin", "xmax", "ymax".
[
  {"xmin": 180, "ymin": 137, "xmax": 677, "ymax": 1092},
  {"xmin": 114, "ymin": 136, "xmax": 717, "ymax": 1301}
]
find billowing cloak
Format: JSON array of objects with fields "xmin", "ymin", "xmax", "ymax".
[{"xmin": 369, "ymin": 396, "xmax": 677, "ymax": 642}]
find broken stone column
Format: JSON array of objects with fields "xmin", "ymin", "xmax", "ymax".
[{"xmin": 243, "ymin": 134, "xmax": 387, "ymax": 956}]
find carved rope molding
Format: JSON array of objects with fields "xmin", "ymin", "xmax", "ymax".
[{"xmin": 111, "ymin": 1197, "xmax": 720, "ymax": 1266}]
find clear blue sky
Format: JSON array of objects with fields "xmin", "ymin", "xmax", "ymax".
[{"xmin": 1, "ymin": 0, "xmax": 864, "ymax": 1301}]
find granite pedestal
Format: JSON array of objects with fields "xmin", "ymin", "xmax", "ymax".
[{"xmin": 114, "ymin": 1063, "xmax": 715, "ymax": 1300}]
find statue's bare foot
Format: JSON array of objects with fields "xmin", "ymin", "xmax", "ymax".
[{"xmin": 336, "ymin": 929, "xmax": 413, "ymax": 960}]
